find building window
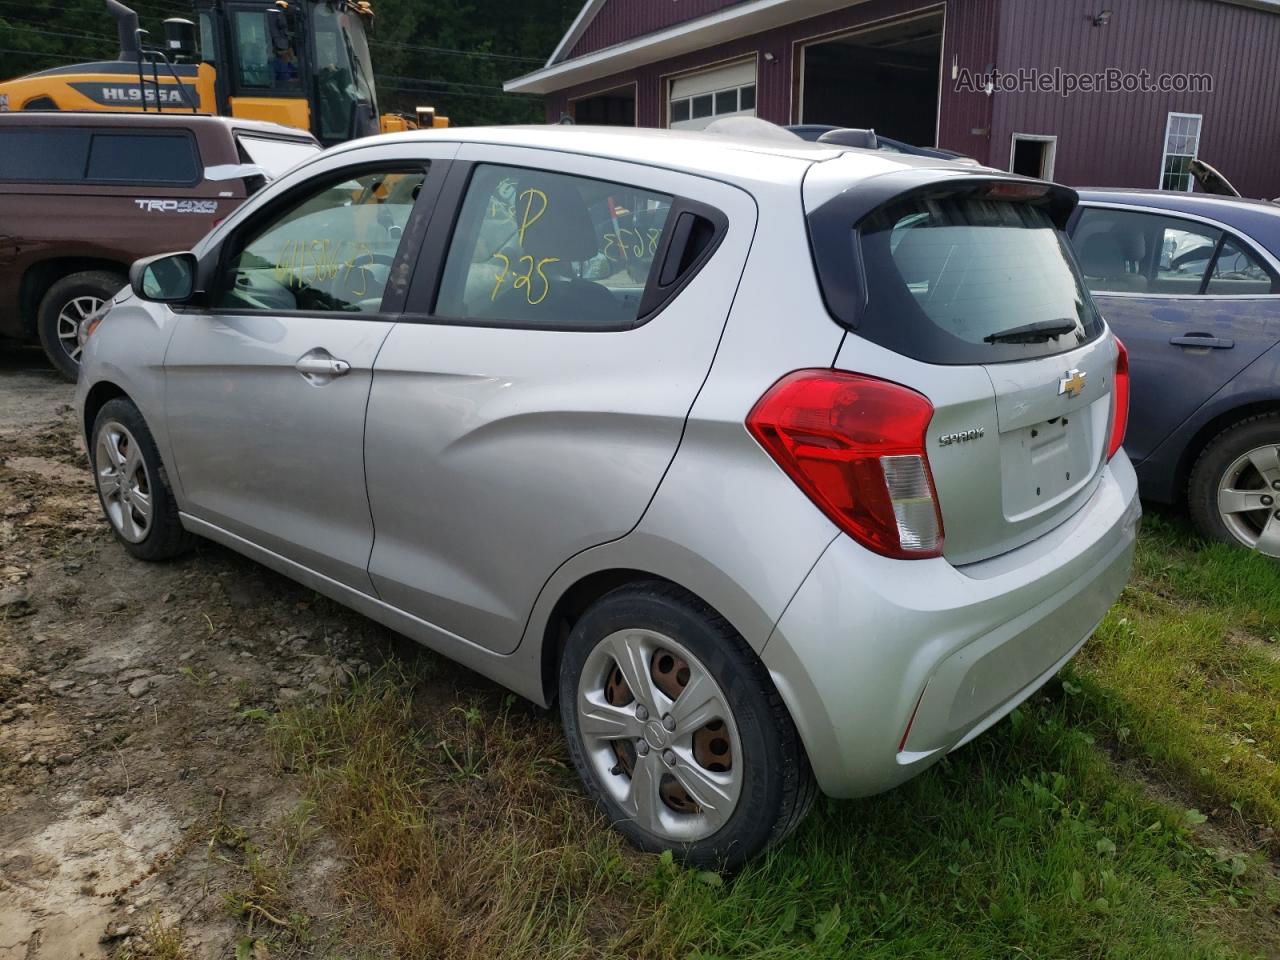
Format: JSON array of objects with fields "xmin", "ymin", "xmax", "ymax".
[
  {"xmin": 1160, "ymin": 112, "xmax": 1201, "ymax": 192},
  {"xmin": 669, "ymin": 84, "xmax": 755, "ymax": 128}
]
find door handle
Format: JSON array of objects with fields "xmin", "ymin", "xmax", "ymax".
[
  {"xmin": 295, "ymin": 351, "xmax": 351, "ymax": 380},
  {"xmin": 1170, "ymin": 334, "xmax": 1234, "ymax": 349}
]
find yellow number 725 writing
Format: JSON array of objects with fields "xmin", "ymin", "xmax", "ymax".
[{"xmin": 490, "ymin": 253, "xmax": 560, "ymax": 305}]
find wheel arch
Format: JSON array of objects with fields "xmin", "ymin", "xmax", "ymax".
[
  {"xmin": 82, "ymin": 381, "xmax": 133, "ymax": 446},
  {"xmin": 538, "ymin": 568, "xmax": 747, "ymax": 706},
  {"xmin": 21, "ymin": 257, "xmax": 129, "ymax": 338},
  {"xmin": 1176, "ymin": 398, "xmax": 1280, "ymax": 501}
]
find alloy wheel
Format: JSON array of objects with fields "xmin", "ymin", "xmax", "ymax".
[
  {"xmin": 576, "ymin": 628, "xmax": 741, "ymax": 842},
  {"xmin": 1217, "ymin": 444, "xmax": 1280, "ymax": 556},
  {"xmin": 56, "ymin": 295, "xmax": 104, "ymax": 365},
  {"xmin": 95, "ymin": 420, "xmax": 153, "ymax": 543}
]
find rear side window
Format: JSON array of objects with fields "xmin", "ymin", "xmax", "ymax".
[
  {"xmin": 86, "ymin": 133, "xmax": 200, "ymax": 184},
  {"xmin": 435, "ymin": 164, "xmax": 675, "ymax": 329},
  {"xmin": 850, "ymin": 194, "xmax": 1102, "ymax": 364},
  {"xmin": 1207, "ymin": 238, "xmax": 1278, "ymax": 295},
  {"xmin": 0, "ymin": 129, "xmax": 90, "ymax": 181}
]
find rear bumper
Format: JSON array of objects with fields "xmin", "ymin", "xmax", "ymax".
[{"xmin": 762, "ymin": 453, "xmax": 1141, "ymax": 798}]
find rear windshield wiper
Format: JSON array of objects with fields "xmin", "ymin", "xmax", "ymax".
[{"xmin": 983, "ymin": 319, "xmax": 1079, "ymax": 344}]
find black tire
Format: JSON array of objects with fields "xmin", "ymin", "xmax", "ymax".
[
  {"xmin": 89, "ymin": 397, "xmax": 195, "ymax": 561},
  {"xmin": 37, "ymin": 270, "xmax": 125, "ymax": 381},
  {"xmin": 1188, "ymin": 412, "xmax": 1280, "ymax": 551},
  {"xmin": 559, "ymin": 581, "xmax": 816, "ymax": 870}
]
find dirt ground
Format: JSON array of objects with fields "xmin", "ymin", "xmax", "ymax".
[{"xmin": 0, "ymin": 346, "xmax": 411, "ymax": 958}]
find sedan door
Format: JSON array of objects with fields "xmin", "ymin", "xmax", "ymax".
[
  {"xmin": 363, "ymin": 145, "xmax": 757, "ymax": 654},
  {"xmin": 164, "ymin": 147, "xmax": 452, "ymax": 591},
  {"xmin": 1071, "ymin": 204, "xmax": 1280, "ymax": 467}
]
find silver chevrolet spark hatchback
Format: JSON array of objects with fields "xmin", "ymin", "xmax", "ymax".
[{"xmin": 77, "ymin": 126, "xmax": 1140, "ymax": 869}]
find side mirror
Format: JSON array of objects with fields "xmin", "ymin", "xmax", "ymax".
[{"xmin": 131, "ymin": 252, "xmax": 197, "ymax": 303}]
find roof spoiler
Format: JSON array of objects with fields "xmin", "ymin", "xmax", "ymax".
[{"xmin": 105, "ymin": 0, "xmax": 141, "ymax": 62}]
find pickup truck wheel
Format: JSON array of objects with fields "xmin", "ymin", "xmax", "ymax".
[
  {"xmin": 1188, "ymin": 413, "xmax": 1280, "ymax": 557},
  {"xmin": 37, "ymin": 271, "xmax": 125, "ymax": 381},
  {"xmin": 560, "ymin": 581, "xmax": 816, "ymax": 870}
]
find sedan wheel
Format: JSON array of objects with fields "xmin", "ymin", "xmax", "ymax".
[
  {"xmin": 577, "ymin": 628, "xmax": 742, "ymax": 842},
  {"xmin": 95, "ymin": 420, "xmax": 154, "ymax": 543},
  {"xmin": 1216, "ymin": 444, "xmax": 1280, "ymax": 555},
  {"xmin": 1189, "ymin": 414, "xmax": 1280, "ymax": 557}
]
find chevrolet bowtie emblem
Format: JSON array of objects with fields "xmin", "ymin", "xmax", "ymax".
[{"xmin": 1058, "ymin": 368, "xmax": 1087, "ymax": 398}]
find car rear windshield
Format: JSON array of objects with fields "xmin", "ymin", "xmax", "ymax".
[{"xmin": 815, "ymin": 191, "xmax": 1104, "ymax": 365}]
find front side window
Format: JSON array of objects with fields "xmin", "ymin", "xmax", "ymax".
[
  {"xmin": 311, "ymin": 3, "xmax": 375, "ymax": 142},
  {"xmin": 234, "ymin": 8, "xmax": 299, "ymax": 90},
  {"xmin": 435, "ymin": 164, "xmax": 674, "ymax": 328},
  {"xmin": 1160, "ymin": 113, "xmax": 1201, "ymax": 192},
  {"xmin": 214, "ymin": 167, "xmax": 426, "ymax": 314}
]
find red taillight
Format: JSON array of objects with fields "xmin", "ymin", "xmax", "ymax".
[
  {"xmin": 747, "ymin": 370, "xmax": 944, "ymax": 559},
  {"xmin": 1107, "ymin": 338, "xmax": 1130, "ymax": 461}
]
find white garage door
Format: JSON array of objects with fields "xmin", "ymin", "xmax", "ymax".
[{"xmin": 668, "ymin": 60, "xmax": 757, "ymax": 131}]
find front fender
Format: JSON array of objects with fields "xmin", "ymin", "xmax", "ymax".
[{"xmin": 75, "ymin": 293, "xmax": 183, "ymax": 500}]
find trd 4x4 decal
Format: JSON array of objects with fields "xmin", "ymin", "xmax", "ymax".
[{"xmin": 134, "ymin": 199, "xmax": 218, "ymax": 215}]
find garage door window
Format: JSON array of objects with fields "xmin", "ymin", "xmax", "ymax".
[
  {"xmin": 435, "ymin": 164, "xmax": 674, "ymax": 329},
  {"xmin": 668, "ymin": 61, "xmax": 757, "ymax": 131},
  {"xmin": 670, "ymin": 83, "xmax": 755, "ymax": 128}
]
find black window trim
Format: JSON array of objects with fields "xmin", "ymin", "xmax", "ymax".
[
  {"xmin": 1070, "ymin": 200, "xmax": 1280, "ymax": 300},
  {"xmin": 398, "ymin": 159, "xmax": 729, "ymax": 333},
  {"xmin": 186, "ymin": 157, "xmax": 441, "ymax": 320},
  {"xmin": 0, "ymin": 126, "xmax": 203, "ymax": 187}
]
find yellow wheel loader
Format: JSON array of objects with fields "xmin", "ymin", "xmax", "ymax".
[{"xmin": 0, "ymin": 0, "xmax": 447, "ymax": 145}]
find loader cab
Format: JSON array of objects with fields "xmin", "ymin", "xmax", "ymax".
[{"xmin": 196, "ymin": 0, "xmax": 378, "ymax": 145}]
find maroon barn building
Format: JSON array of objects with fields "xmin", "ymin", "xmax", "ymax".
[{"xmin": 504, "ymin": 0, "xmax": 1280, "ymax": 198}]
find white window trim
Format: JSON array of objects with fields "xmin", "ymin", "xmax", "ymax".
[
  {"xmin": 1159, "ymin": 112, "xmax": 1202, "ymax": 193},
  {"xmin": 1008, "ymin": 133, "xmax": 1058, "ymax": 180}
]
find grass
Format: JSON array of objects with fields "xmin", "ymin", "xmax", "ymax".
[
  {"xmin": 1068, "ymin": 510, "xmax": 1280, "ymax": 840},
  {"xmin": 271, "ymin": 661, "xmax": 1278, "ymax": 958}
]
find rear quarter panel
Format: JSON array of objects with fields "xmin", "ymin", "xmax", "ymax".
[{"xmin": 521, "ymin": 174, "xmax": 848, "ymax": 658}]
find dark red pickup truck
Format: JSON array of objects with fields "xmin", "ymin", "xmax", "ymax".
[{"xmin": 0, "ymin": 111, "xmax": 319, "ymax": 378}]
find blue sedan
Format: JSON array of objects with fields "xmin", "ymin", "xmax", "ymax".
[{"xmin": 1068, "ymin": 189, "xmax": 1280, "ymax": 554}]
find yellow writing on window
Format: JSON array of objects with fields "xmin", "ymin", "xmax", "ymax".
[{"xmin": 516, "ymin": 188, "xmax": 548, "ymax": 246}]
